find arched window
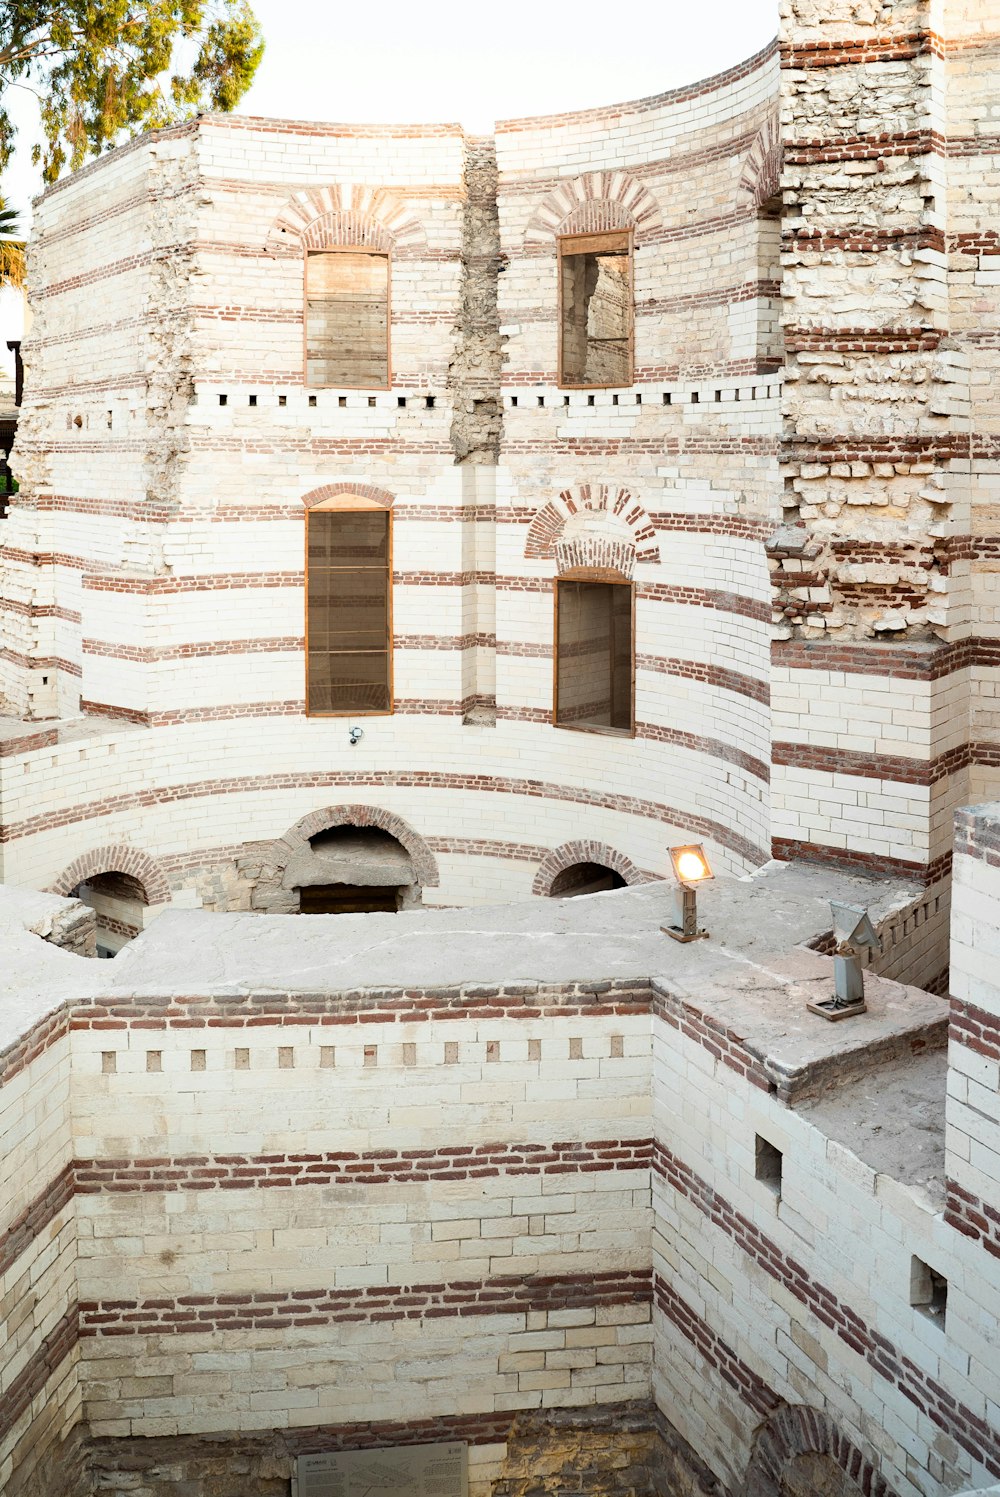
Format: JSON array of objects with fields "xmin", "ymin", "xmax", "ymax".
[
  {"xmin": 306, "ymin": 494, "xmax": 392, "ymax": 715},
  {"xmin": 558, "ymin": 230, "xmax": 633, "ymax": 388},
  {"xmin": 305, "ymin": 248, "xmax": 390, "ymax": 388},
  {"xmin": 553, "ymin": 567, "xmax": 634, "ymax": 736}
]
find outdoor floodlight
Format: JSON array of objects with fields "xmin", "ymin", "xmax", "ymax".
[
  {"xmin": 663, "ymin": 843, "xmax": 714, "ymax": 943},
  {"xmin": 807, "ymin": 900, "xmax": 882, "ymax": 1022}
]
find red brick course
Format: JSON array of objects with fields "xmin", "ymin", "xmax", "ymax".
[
  {"xmin": 0, "ymin": 769, "xmax": 769, "ymax": 869},
  {"xmin": 79, "ymin": 1267, "xmax": 652, "ymax": 1337},
  {"xmin": 653, "ymin": 1142, "xmax": 1000, "ymax": 1478}
]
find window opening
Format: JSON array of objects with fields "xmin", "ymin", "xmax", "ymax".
[
  {"xmin": 755, "ymin": 1135, "xmax": 783, "ymax": 1195},
  {"xmin": 305, "ymin": 249, "xmax": 390, "ymax": 389},
  {"xmin": 306, "ymin": 498, "xmax": 392, "ymax": 715},
  {"xmin": 554, "ymin": 571, "xmax": 634, "ymax": 735},
  {"xmin": 558, "ymin": 230, "xmax": 633, "ymax": 389},
  {"xmin": 911, "ymin": 1257, "xmax": 947, "ymax": 1324}
]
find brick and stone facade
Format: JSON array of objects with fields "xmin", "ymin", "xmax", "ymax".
[{"xmin": 2, "ymin": 0, "xmax": 1000, "ymax": 1493}]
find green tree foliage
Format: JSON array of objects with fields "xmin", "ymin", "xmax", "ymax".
[
  {"xmin": 0, "ymin": 2, "xmax": 264, "ymax": 182},
  {"xmin": 0, "ymin": 198, "xmax": 24, "ymax": 285}
]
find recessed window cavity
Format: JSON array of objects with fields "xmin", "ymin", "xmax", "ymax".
[
  {"xmin": 306, "ymin": 498, "xmax": 391, "ymax": 716},
  {"xmin": 755, "ymin": 1134, "xmax": 783, "ymax": 1195},
  {"xmin": 558, "ymin": 230, "xmax": 633, "ymax": 388},
  {"xmin": 305, "ymin": 249, "xmax": 389, "ymax": 388},
  {"xmin": 554, "ymin": 572, "xmax": 634, "ymax": 736},
  {"xmin": 911, "ymin": 1257, "xmax": 947, "ymax": 1325}
]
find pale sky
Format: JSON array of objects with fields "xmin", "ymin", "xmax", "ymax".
[{"xmin": 0, "ymin": 0, "xmax": 778, "ymax": 366}]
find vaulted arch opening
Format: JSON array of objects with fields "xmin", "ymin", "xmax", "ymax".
[
  {"xmin": 290, "ymin": 824, "xmax": 419, "ymax": 913},
  {"xmin": 548, "ymin": 862, "xmax": 628, "ymax": 898},
  {"xmin": 70, "ymin": 871, "xmax": 149, "ymax": 957}
]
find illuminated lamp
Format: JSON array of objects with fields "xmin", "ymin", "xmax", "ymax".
[{"xmin": 662, "ymin": 844, "xmax": 714, "ymax": 943}]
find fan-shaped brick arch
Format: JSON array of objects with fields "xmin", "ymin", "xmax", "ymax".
[
  {"xmin": 301, "ymin": 483, "xmax": 396, "ymax": 510},
  {"xmin": 744, "ymin": 1406, "xmax": 899, "ymax": 1497},
  {"xmin": 279, "ymin": 804, "xmax": 440, "ymax": 888},
  {"xmin": 524, "ymin": 484, "xmax": 660, "ymax": 578},
  {"xmin": 525, "ymin": 172, "xmax": 662, "ymax": 247},
  {"xmin": 49, "ymin": 845, "xmax": 171, "ymax": 906},
  {"xmin": 532, "ymin": 840, "xmax": 653, "ymax": 897},
  {"xmin": 266, "ymin": 185, "xmax": 427, "ymax": 256},
  {"xmin": 739, "ymin": 114, "xmax": 782, "ymax": 210}
]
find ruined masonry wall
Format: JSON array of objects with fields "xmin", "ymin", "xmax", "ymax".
[
  {"xmin": 770, "ymin": 0, "xmax": 1000, "ymax": 892},
  {"xmin": 0, "ymin": 46, "xmax": 781, "ymax": 909}
]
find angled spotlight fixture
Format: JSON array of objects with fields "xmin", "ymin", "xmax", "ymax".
[
  {"xmin": 663, "ymin": 843, "xmax": 714, "ymax": 942},
  {"xmin": 807, "ymin": 901, "xmax": 881, "ymax": 1021}
]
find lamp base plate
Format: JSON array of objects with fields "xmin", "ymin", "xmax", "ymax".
[
  {"xmin": 806, "ymin": 997, "xmax": 867, "ymax": 1022},
  {"xmin": 662, "ymin": 926, "xmax": 710, "ymax": 943}
]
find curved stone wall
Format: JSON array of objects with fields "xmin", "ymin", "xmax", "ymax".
[{"xmin": 0, "ymin": 42, "xmax": 780, "ymax": 909}]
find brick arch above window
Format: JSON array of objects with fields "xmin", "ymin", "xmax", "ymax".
[
  {"xmin": 524, "ymin": 484, "xmax": 660, "ymax": 578},
  {"xmin": 300, "ymin": 483, "xmax": 396, "ymax": 511},
  {"xmin": 744, "ymin": 1406, "xmax": 899, "ymax": 1497},
  {"xmin": 524, "ymin": 172, "xmax": 662, "ymax": 247},
  {"xmin": 48, "ymin": 844, "xmax": 172, "ymax": 906},
  {"xmin": 739, "ymin": 113, "xmax": 782, "ymax": 209},
  {"xmin": 277, "ymin": 804, "xmax": 440, "ymax": 888},
  {"xmin": 532, "ymin": 840, "xmax": 654, "ymax": 897},
  {"xmin": 266, "ymin": 185, "xmax": 427, "ymax": 256}
]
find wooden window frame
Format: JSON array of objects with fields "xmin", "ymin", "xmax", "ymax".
[
  {"xmin": 305, "ymin": 493, "xmax": 393, "ymax": 717},
  {"xmin": 303, "ymin": 246, "xmax": 392, "ymax": 391},
  {"xmin": 556, "ymin": 229, "xmax": 634, "ymax": 391},
  {"xmin": 552, "ymin": 566, "xmax": 636, "ymax": 738}
]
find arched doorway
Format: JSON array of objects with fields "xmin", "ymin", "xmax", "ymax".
[
  {"xmin": 70, "ymin": 871, "xmax": 149, "ymax": 957},
  {"xmin": 549, "ymin": 862, "xmax": 628, "ymax": 898},
  {"xmin": 290, "ymin": 824, "xmax": 418, "ymax": 913}
]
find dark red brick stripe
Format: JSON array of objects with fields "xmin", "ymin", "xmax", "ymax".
[
  {"xmin": 284, "ymin": 1409, "xmax": 517, "ymax": 1455},
  {"xmin": 74, "ymin": 1138, "xmax": 653, "ymax": 1196},
  {"xmin": 0, "ymin": 1142, "xmax": 652, "ymax": 1282},
  {"xmin": 0, "ymin": 768, "xmax": 769, "ymax": 868},
  {"xmin": 636, "ymin": 655, "xmax": 769, "ymax": 705},
  {"xmin": 786, "ymin": 434, "xmax": 967, "ymax": 464},
  {"xmin": 0, "ymin": 1305, "xmax": 79, "ymax": 1446},
  {"xmin": 781, "ymin": 31, "xmax": 934, "ymax": 67},
  {"xmin": 786, "ymin": 326, "xmax": 943, "ymax": 353},
  {"xmin": 635, "ymin": 723, "xmax": 769, "ymax": 783},
  {"xmin": 653, "ymin": 1142, "xmax": 1000, "ymax": 1478},
  {"xmin": 944, "ymin": 1180, "xmax": 1000, "ymax": 1258},
  {"xmin": 0, "ymin": 1005, "xmax": 70, "ymax": 1089},
  {"xmin": 651, "ymin": 989, "xmax": 773, "ymax": 1096},
  {"xmin": 653, "ymin": 1275, "xmax": 780, "ymax": 1419},
  {"xmin": 0, "ymin": 1163, "xmax": 74, "ymax": 1278},
  {"xmin": 949, "ymin": 996, "xmax": 1000, "ymax": 1063},
  {"xmin": 82, "ymin": 635, "xmax": 303, "ymax": 662},
  {"xmin": 785, "ymin": 130, "xmax": 942, "ymax": 164},
  {"xmin": 68, "ymin": 978, "xmax": 652, "ymax": 1034},
  {"xmin": 650, "ymin": 513, "xmax": 772, "ymax": 541},
  {"xmin": 771, "ymin": 636, "xmax": 1000, "ymax": 680},
  {"xmin": 771, "ymin": 837, "xmax": 951, "ymax": 886},
  {"xmin": 0, "ymin": 646, "xmax": 81, "ymax": 677},
  {"xmin": 79, "ymin": 1267, "xmax": 651, "ymax": 1337},
  {"xmin": 785, "ymin": 227, "xmax": 945, "ymax": 256},
  {"xmin": 772, "ymin": 741, "xmax": 969, "ymax": 787},
  {"xmin": 638, "ymin": 582, "xmax": 769, "ymax": 623}
]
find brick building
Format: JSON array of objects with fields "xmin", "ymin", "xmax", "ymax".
[{"xmin": 1, "ymin": 0, "xmax": 1000, "ymax": 1494}]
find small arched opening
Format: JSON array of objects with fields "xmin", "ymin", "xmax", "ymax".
[
  {"xmin": 71, "ymin": 871, "xmax": 149, "ymax": 957},
  {"xmin": 549, "ymin": 862, "xmax": 628, "ymax": 898},
  {"xmin": 289, "ymin": 824, "xmax": 418, "ymax": 914}
]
